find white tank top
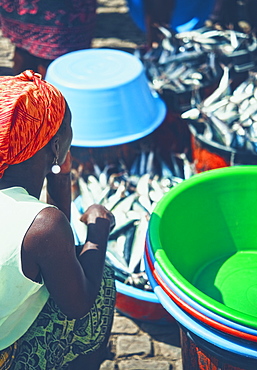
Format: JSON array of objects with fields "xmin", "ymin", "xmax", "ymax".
[{"xmin": 0, "ymin": 187, "xmax": 51, "ymax": 350}]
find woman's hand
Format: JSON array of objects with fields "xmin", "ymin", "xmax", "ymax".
[
  {"xmin": 80, "ymin": 204, "xmax": 115, "ymax": 230},
  {"xmin": 80, "ymin": 205, "xmax": 115, "ymax": 253}
]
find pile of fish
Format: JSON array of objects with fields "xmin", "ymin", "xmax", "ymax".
[
  {"xmin": 135, "ymin": 27, "xmax": 219, "ymax": 95},
  {"xmin": 175, "ymin": 28, "xmax": 257, "ymax": 72},
  {"xmin": 135, "ymin": 26, "xmax": 257, "ymax": 100},
  {"xmin": 181, "ymin": 65, "xmax": 257, "ymax": 155},
  {"xmin": 70, "ymin": 151, "xmax": 188, "ymax": 291}
]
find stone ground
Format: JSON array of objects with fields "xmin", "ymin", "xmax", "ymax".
[
  {"xmin": 103, "ymin": 311, "xmax": 183, "ymax": 370},
  {"xmin": 0, "ymin": 0, "xmax": 183, "ymax": 369}
]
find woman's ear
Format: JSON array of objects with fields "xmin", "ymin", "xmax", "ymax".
[{"xmin": 50, "ymin": 135, "xmax": 60, "ymax": 161}]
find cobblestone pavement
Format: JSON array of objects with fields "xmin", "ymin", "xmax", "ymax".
[
  {"xmin": 101, "ymin": 310, "xmax": 183, "ymax": 370},
  {"xmin": 0, "ymin": 1, "xmax": 183, "ymax": 369}
]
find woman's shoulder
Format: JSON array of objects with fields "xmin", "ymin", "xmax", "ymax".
[{"xmin": 24, "ymin": 206, "xmax": 75, "ymax": 258}]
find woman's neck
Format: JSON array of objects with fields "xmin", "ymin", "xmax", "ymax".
[
  {"xmin": 0, "ymin": 181, "xmax": 42, "ymax": 199},
  {"xmin": 0, "ymin": 163, "xmax": 46, "ymax": 199},
  {"xmin": 0, "ymin": 147, "xmax": 51, "ymax": 198}
]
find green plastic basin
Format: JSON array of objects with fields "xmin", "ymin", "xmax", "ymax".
[{"xmin": 148, "ymin": 165, "xmax": 257, "ymax": 329}]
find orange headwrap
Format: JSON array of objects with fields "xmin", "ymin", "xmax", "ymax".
[{"xmin": 0, "ymin": 70, "xmax": 66, "ymax": 178}]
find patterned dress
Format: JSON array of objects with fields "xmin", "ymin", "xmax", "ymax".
[
  {"xmin": 0, "ymin": 0, "xmax": 97, "ymax": 59},
  {"xmin": 0, "ymin": 265, "xmax": 116, "ymax": 370}
]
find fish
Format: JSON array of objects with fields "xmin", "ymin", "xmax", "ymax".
[
  {"xmin": 181, "ymin": 107, "xmax": 200, "ymax": 120},
  {"xmin": 77, "ymin": 177, "xmax": 94, "ymax": 211},
  {"xmin": 132, "ymin": 198, "xmax": 151, "ymax": 218},
  {"xmin": 157, "ymin": 26, "xmax": 173, "ymax": 39},
  {"xmin": 70, "ymin": 201, "xmax": 87, "ymax": 245},
  {"xmin": 230, "ymin": 91, "xmax": 253, "ymax": 105},
  {"xmin": 160, "ymin": 158, "xmax": 174, "ymax": 179},
  {"xmin": 239, "ymin": 99, "xmax": 257, "ymax": 123},
  {"xmin": 205, "ymin": 113, "xmax": 233, "ymax": 146},
  {"xmin": 106, "ymin": 241, "xmax": 130, "ymax": 277},
  {"xmin": 201, "ymin": 98, "xmax": 230, "ymax": 115},
  {"xmin": 71, "ymin": 149, "xmax": 185, "ymax": 292},
  {"xmin": 230, "ymin": 123, "xmax": 246, "ymax": 150},
  {"xmin": 109, "ymin": 218, "xmax": 140, "ymax": 241},
  {"xmin": 183, "ymin": 65, "xmax": 257, "ymax": 157},
  {"xmin": 130, "ymin": 155, "xmax": 141, "ymax": 176},
  {"xmin": 123, "ymin": 224, "xmax": 137, "ymax": 265},
  {"xmin": 175, "ymin": 30, "xmax": 203, "ymax": 41},
  {"xmin": 104, "ymin": 180, "xmax": 127, "ymax": 211},
  {"xmin": 138, "ymin": 195, "xmax": 152, "ymax": 214},
  {"xmin": 146, "ymin": 150, "xmax": 155, "ymax": 175},
  {"xmin": 233, "ymin": 79, "xmax": 251, "ymax": 96},
  {"xmin": 170, "ymin": 153, "xmax": 184, "ymax": 179},
  {"xmin": 208, "ymin": 51, "xmax": 218, "ymax": 77},
  {"xmin": 93, "ymin": 162, "xmax": 102, "ymax": 179},
  {"xmin": 162, "ymin": 36, "xmax": 175, "ymax": 53},
  {"xmin": 87, "ymin": 174, "xmax": 107, "ymax": 203},
  {"xmin": 230, "ymin": 30, "xmax": 239, "ymax": 49},
  {"xmin": 98, "ymin": 164, "xmax": 112, "ymax": 189},
  {"xmin": 139, "ymin": 152, "xmax": 147, "ymax": 176},
  {"xmin": 150, "ymin": 177, "xmax": 166, "ymax": 202},
  {"xmin": 110, "ymin": 192, "xmax": 137, "ymax": 214},
  {"xmin": 215, "ymin": 110, "xmax": 239, "ymax": 126},
  {"xmin": 128, "ymin": 214, "xmax": 149, "ymax": 274},
  {"xmin": 202, "ymin": 64, "xmax": 231, "ymax": 107},
  {"xmin": 124, "ymin": 271, "xmax": 150, "ymax": 290},
  {"xmin": 175, "ymin": 153, "xmax": 194, "ymax": 179},
  {"xmin": 136, "ymin": 173, "xmax": 151, "ymax": 197}
]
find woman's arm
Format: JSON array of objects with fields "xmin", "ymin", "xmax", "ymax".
[{"xmin": 22, "ymin": 203, "xmax": 115, "ymax": 319}]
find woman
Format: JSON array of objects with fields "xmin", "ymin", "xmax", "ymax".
[
  {"xmin": 0, "ymin": 70, "xmax": 116, "ymax": 370},
  {"xmin": 0, "ymin": 0, "xmax": 97, "ymax": 77}
]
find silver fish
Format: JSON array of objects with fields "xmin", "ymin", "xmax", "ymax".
[
  {"xmin": 104, "ymin": 181, "xmax": 127, "ymax": 211},
  {"xmin": 110, "ymin": 192, "xmax": 137, "ymax": 215},
  {"xmin": 123, "ymin": 224, "xmax": 137, "ymax": 265},
  {"xmin": 77, "ymin": 177, "xmax": 94, "ymax": 211},
  {"xmin": 202, "ymin": 65, "xmax": 231, "ymax": 107},
  {"xmin": 128, "ymin": 214, "xmax": 149, "ymax": 274},
  {"xmin": 87, "ymin": 175, "xmax": 104, "ymax": 203},
  {"xmin": 109, "ymin": 218, "xmax": 140, "ymax": 241},
  {"xmin": 136, "ymin": 173, "xmax": 151, "ymax": 197},
  {"xmin": 181, "ymin": 107, "xmax": 201, "ymax": 120},
  {"xmin": 205, "ymin": 113, "xmax": 233, "ymax": 146}
]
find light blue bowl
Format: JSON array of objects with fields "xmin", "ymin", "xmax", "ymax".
[{"xmin": 46, "ymin": 48, "xmax": 166, "ymax": 147}]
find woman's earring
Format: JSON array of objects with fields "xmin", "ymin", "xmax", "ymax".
[{"xmin": 51, "ymin": 157, "xmax": 61, "ymax": 174}]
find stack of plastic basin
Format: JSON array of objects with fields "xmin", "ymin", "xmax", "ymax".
[{"xmin": 144, "ymin": 166, "xmax": 257, "ymax": 369}]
